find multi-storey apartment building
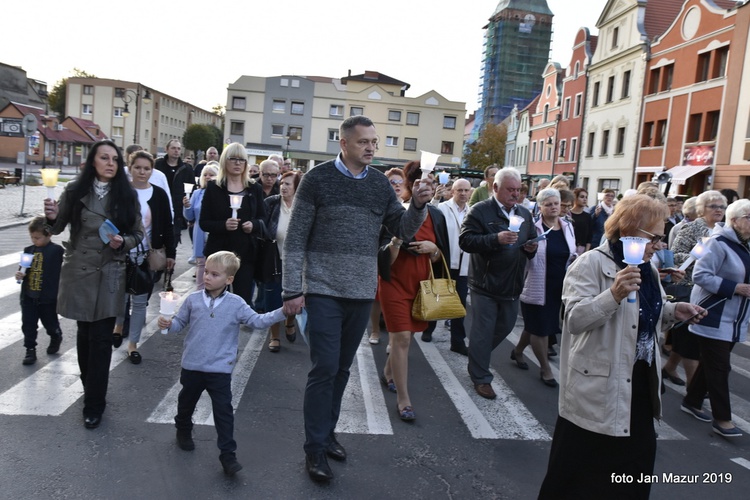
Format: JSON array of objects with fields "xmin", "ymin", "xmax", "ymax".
[
  {"xmin": 637, "ymin": 0, "xmax": 738, "ymax": 196},
  {"xmin": 578, "ymin": 0, "xmax": 682, "ymax": 196},
  {"xmin": 65, "ymin": 78, "xmax": 221, "ymax": 154},
  {"xmin": 224, "ymin": 71, "xmax": 466, "ymax": 170}
]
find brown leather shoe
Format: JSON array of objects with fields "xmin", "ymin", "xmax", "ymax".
[{"xmin": 474, "ymin": 383, "xmax": 496, "ymax": 399}]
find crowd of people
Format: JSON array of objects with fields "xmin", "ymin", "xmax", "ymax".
[{"xmin": 15, "ymin": 117, "xmax": 749, "ymax": 494}]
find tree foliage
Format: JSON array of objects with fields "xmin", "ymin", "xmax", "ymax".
[
  {"xmin": 463, "ymin": 122, "xmax": 507, "ymax": 170},
  {"xmin": 47, "ymin": 68, "xmax": 97, "ymax": 117},
  {"xmin": 183, "ymin": 124, "xmax": 222, "ymax": 153}
]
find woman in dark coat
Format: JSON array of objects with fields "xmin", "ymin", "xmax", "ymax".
[
  {"xmin": 43, "ymin": 140, "xmax": 142, "ymax": 429},
  {"xmin": 199, "ymin": 143, "xmax": 266, "ymax": 305}
]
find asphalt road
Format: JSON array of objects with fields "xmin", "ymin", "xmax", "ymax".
[{"xmin": 0, "ymin": 224, "xmax": 748, "ymax": 499}]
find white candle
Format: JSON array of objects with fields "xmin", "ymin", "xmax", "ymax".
[
  {"xmin": 159, "ymin": 291, "xmax": 180, "ymax": 334},
  {"xmin": 678, "ymin": 238, "xmax": 711, "ymax": 271},
  {"xmin": 419, "ymin": 150, "xmax": 440, "ymax": 180},
  {"xmin": 229, "ymin": 194, "xmax": 242, "ymax": 219},
  {"xmin": 40, "ymin": 169, "xmax": 60, "ymax": 201},
  {"xmin": 620, "ymin": 236, "xmax": 649, "ymax": 303},
  {"xmin": 184, "ymin": 183, "xmax": 194, "ymax": 197},
  {"xmin": 508, "ymin": 215, "xmax": 524, "ymax": 232},
  {"xmin": 17, "ymin": 252, "xmax": 34, "ymax": 284},
  {"xmin": 438, "ymin": 172, "xmax": 450, "ymax": 185}
]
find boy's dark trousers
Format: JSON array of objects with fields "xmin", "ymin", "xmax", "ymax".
[
  {"xmin": 175, "ymin": 368, "xmax": 236, "ymax": 454},
  {"xmin": 21, "ymin": 296, "xmax": 61, "ymax": 350}
]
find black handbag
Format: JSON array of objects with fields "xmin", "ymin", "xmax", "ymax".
[
  {"xmin": 254, "ymin": 219, "xmax": 282, "ymax": 283},
  {"xmin": 126, "ymin": 243, "xmax": 153, "ymax": 295}
]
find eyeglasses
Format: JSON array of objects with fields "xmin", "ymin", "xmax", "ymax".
[
  {"xmin": 638, "ymin": 227, "xmax": 666, "ymax": 245},
  {"xmin": 389, "ymin": 178, "xmax": 404, "ymax": 185},
  {"xmin": 706, "ymin": 204, "xmax": 726, "ymax": 210},
  {"xmin": 261, "ymin": 173, "xmax": 278, "ymax": 178},
  {"xmin": 228, "ymin": 157, "xmax": 247, "ymax": 165}
]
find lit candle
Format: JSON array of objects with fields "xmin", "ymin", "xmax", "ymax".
[
  {"xmin": 229, "ymin": 194, "xmax": 242, "ymax": 219},
  {"xmin": 678, "ymin": 237, "xmax": 711, "ymax": 271},
  {"xmin": 159, "ymin": 291, "xmax": 180, "ymax": 334},
  {"xmin": 419, "ymin": 150, "xmax": 440, "ymax": 180},
  {"xmin": 508, "ymin": 215, "xmax": 524, "ymax": 232},
  {"xmin": 184, "ymin": 183, "xmax": 194, "ymax": 197},
  {"xmin": 40, "ymin": 168, "xmax": 60, "ymax": 200},
  {"xmin": 17, "ymin": 252, "xmax": 34, "ymax": 284},
  {"xmin": 621, "ymin": 236, "xmax": 649, "ymax": 303},
  {"xmin": 438, "ymin": 172, "xmax": 450, "ymax": 185}
]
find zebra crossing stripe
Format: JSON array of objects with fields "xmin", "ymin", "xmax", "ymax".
[{"xmin": 336, "ymin": 333, "xmax": 393, "ymax": 435}]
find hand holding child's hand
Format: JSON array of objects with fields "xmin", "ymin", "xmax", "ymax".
[{"xmin": 157, "ymin": 316, "xmax": 172, "ymax": 330}]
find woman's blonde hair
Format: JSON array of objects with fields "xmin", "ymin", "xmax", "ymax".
[{"xmin": 216, "ymin": 143, "xmax": 253, "ymax": 188}]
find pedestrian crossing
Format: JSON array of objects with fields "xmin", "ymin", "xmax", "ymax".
[{"xmin": 1, "ymin": 250, "xmax": 749, "ymax": 442}]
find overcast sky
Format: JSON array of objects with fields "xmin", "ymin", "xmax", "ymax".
[{"xmin": 5, "ymin": 0, "xmax": 604, "ymax": 115}]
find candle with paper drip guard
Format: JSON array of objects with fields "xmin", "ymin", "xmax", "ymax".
[
  {"xmin": 159, "ymin": 291, "xmax": 180, "ymax": 334},
  {"xmin": 419, "ymin": 150, "xmax": 441, "ymax": 180},
  {"xmin": 621, "ymin": 237, "xmax": 649, "ymax": 303},
  {"xmin": 40, "ymin": 168, "xmax": 60, "ymax": 200},
  {"xmin": 184, "ymin": 183, "xmax": 194, "ymax": 197},
  {"xmin": 677, "ymin": 237, "xmax": 710, "ymax": 271},
  {"xmin": 229, "ymin": 194, "xmax": 242, "ymax": 219},
  {"xmin": 438, "ymin": 172, "xmax": 450, "ymax": 185},
  {"xmin": 508, "ymin": 215, "xmax": 524, "ymax": 232},
  {"xmin": 17, "ymin": 252, "xmax": 34, "ymax": 284}
]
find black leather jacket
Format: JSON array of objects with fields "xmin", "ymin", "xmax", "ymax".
[{"xmin": 459, "ymin": 198, "xmax": 536, "ymax": 299}]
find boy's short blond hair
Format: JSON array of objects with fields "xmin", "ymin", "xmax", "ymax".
[{"xmin": 205, "ymin": 251, "xmax": 240, "ymax": 276}]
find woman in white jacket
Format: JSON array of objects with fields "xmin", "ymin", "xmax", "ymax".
[
  {"xmin": 539, "ymin": 194, "xmax": 706, "ymax": 499},
  {"xmin": 511, "ymin": 188, "xmax": 576, "ymax": 386}
]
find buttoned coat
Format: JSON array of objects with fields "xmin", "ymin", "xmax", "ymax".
[
  {"xmin": 50, "ymin": 183, "xmax": 142, "ymax": 321},
  {"xmin": 558, "ymin": 241, "xmax": 678, "ymax": 436}
]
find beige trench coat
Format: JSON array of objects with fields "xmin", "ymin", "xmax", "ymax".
[{"xmin": 558, "ymin": 241, "xmax": 677, "ymax": 437}]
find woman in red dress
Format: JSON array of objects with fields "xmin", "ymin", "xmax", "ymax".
[{"xmin": 378, "ymin": 161, "xmax": 450, "ymax": 421}]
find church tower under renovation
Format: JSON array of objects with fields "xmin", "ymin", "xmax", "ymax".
[{"xmin": 472, "ymin": 0, "xmax": 554, "ymax": 138}]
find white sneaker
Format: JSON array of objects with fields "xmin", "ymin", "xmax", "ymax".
[{"xmin": 187, "ymin": 256, "xmax": 196, "ymax": 265}]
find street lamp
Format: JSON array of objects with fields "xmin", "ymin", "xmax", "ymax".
[{"xmin": 121, "ymin": 87, "xmax": 152, "ymax": 145}]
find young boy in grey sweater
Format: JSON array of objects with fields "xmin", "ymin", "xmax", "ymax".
[{"xmin": 158, "ymin": 251, "xmax": 285, "ymax": 476}]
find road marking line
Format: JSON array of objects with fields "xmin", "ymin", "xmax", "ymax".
[
  {"xmin": 0, "ymin": 270, "xmax": 195, "ymax": 416},
  {"xmin": 336, "ymin": 333, "xmax": 393, "ymax": 435},
  {"xmin": 731, "ymin": 457, "xmax": 750, "ymax": 470},
  {"xmin": 417, "ymin": 338, "xmax": 550, "ymax": 441}
]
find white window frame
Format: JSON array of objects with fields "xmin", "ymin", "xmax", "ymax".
[
  {"xmin": 82, "ymin": 104, "xmax": 93, "ymax": 115},
  {"xmin": 328, "ymin": 129, "xmax": 340, "ymax": 141},
  {"xmin": 386, "ymin": 136, "xmax": 398, "ymax": 147},
  {"xmin": 271, "ymin": 124, "xmax": 284, "ymax": 136},
  {"xmin": 113, "ymin": 107, "xmax": 125, "ymax": 118},
  {"xmin": 329, "ymin": 104, "xmax": 343, "ymax": 116},
  {"xmin": 272, "ymin": 100, "xmax": 285, "ymax": 112}
]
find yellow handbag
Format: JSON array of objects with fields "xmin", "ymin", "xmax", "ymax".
[{"xmin": 412, "ymin": 253, "xmax": 466, "ymax": 321}]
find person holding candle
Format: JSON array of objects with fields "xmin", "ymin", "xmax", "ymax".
[
  {"xmin": 377, "ymin": 161, "xmax": 450, "ymax": 421},
  {"xmin": 281, "ymin": 115, "xmax": 432, "ymax": 482},
  {"xmin": 668, "ymin": 190, "xmax": 728, "ymax": 386},
  {"xmin": 459, "ymin": 167, "xmax": 538, "ymax": 400},
  {"xmin": 157, "ymin": 251, "xmax": 286, "ymax": 476},
  {"xmin": 114, "ymin": 150, "xmax": 176, "ymax": 364},
  {"xmin": 199, "ymin": 143, "xmax": 266, "ymax": 306},
  {"xmin": 538, "ymin": 194, "xmax": 707, "ymax": 499},
  {"xmin": 15, "ymin": 217, "xmax": 64, "ymax": 365},
  {"xmin": 679, "ymin": 199, "xmax": 750, "ymax": 437},
  {"xmin": 43, "ymin": 139, "xmax": 142, "ymax": 429},
  {"xmin": 184, "ymin": 162, "xmax": 219, "ymax": 290},
  {"xmin": 261, "ymin": 171, "xmax": 303, "ymax": 352},
  {"xmin": 512, "ymin": 188, "xmax": 577, "ymax": 387}
]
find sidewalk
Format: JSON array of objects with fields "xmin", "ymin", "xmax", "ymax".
[{"xmin": 0, "ymin": 161, "xmax": 77, "ymax": 230}]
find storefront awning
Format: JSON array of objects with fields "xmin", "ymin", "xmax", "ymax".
[
  {"xmin": 666, "ymin": 165, "xmax": 710, "ymax": 185},
  {"xmin": 635, "ymin": 166, "xmax": 666, "ymax": 174}
]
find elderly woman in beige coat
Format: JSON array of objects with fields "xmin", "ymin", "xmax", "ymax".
[
  {"xmin": 44, "ymin": 140, "xmax": 142, "ymax": 430},
  {"xmin": 539, "ymin": 195, "xmax": 706, "ymax": 500}
]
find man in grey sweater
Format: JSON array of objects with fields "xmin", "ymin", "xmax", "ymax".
[{"xmin": 282, "ymin": 115, "xmax": 433, "ymax": 482}]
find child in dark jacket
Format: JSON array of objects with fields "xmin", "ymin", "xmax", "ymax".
[
  {"xmin": 158, "ymin": 250, "xmax": 285, "ymax": 476},
  {"xmin": 15, "ymin": 216, "xmax": 64, "ymax": 365}
]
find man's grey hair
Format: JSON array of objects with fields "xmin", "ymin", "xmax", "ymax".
[{"xmin": 493, "ymin": 167, "xmax": 521, "ymax": 187}]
